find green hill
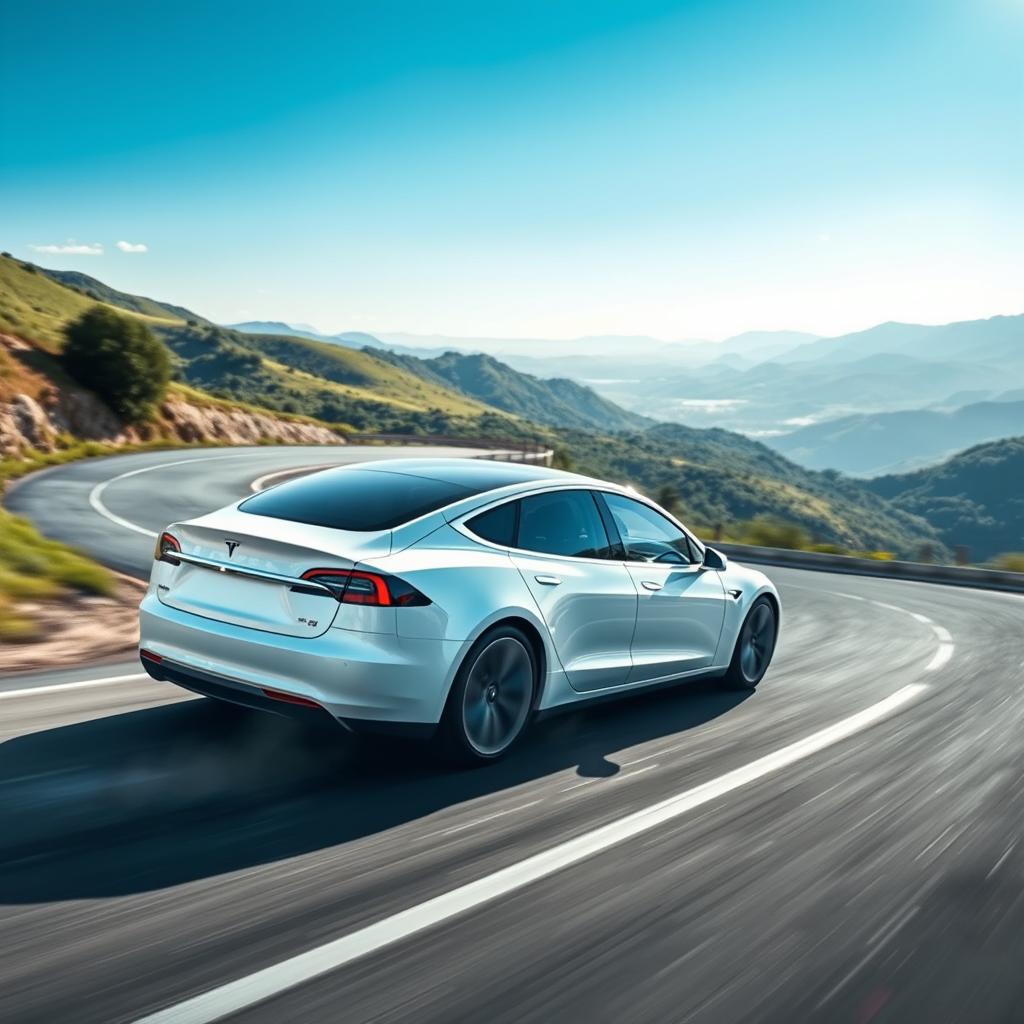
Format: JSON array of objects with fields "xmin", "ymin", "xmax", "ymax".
[
  {"xmin": 36, "ymin": 268, "xmax": 207, "ymax": 325},
  {"xmin": 378, "ymin": 349, "xmax": 651, "ymax": 433},
  {"xmin": 867, "ymin": 437, "xmax": 1024, "ymax": 560},
  {"xmin": 567, "ymin": 424, "xmax": 943, "ymax": 558},
  {"xmin": 0, "ymin": 255, "xmax": 181, "ymax": 352},
  {"xmin": 237, "ymin": 333, "xmax": 491, "ymax": 417}
]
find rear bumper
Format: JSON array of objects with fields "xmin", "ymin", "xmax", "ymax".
[{"xmin": 139, "ymin": 593, "xmax": 462, "ymax": 727}]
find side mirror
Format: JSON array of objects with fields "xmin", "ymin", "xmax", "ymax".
[{"xmin": 702, "ymin": 546, "xmax": 728, "ymax": 571}]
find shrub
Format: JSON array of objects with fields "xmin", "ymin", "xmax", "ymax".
[
  {"xmin": 807, "ymin": 542, "xmax": 848, "ymax": 555},
  {"xmin": 741, "ymin": 518, "xmax": 811, "ymax": 550},
  {"xmin": 62, "ymin": 306, "xmax": 171, "ymax": 423},
  {"xmin": 993, "ymin": 552, "xmax": 1024, "ymax": 573},
  {"xmin": 0, "ymin": 594, "xmax": 37, "ymax": 642}
]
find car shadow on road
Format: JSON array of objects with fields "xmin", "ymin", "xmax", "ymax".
[{"xmin": 0, "ymin": 679, "xmax": 750, "ymax": 903}]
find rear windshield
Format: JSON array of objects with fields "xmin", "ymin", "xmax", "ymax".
[{"xmin": 240, "ymin": 469, "xmax": 478, "ymax": 531}]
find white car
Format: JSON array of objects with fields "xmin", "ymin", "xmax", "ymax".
[{"xmin": 139, "ymin": 459, "xmax": 779, "ymax": 763}]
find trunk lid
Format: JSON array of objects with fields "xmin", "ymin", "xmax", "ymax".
[{"xmin": 156, "ymin": 516, "xmax": 391, "ymax": 638}]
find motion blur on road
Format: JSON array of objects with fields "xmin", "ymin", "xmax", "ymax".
[{"xmin": 1, "ymin": 447, "xmax": 1022, "ymax": 1023}]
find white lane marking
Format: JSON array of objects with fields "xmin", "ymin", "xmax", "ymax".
[
  {"xmin": 789, "ymin": 582, "xmax": 956, "ymax": 675},
  {"xmin": 559, "ymin": 776, "xmax": 599, "ymax": 793},
  {"xmin": 621, "ymin": 750, "xmax": 665, "ymax": 766},
  {"xmin": 88, "ymin": 453, "xmax": 284, "ymax": 539},
  {"xmin": 424, "ymin": 800, "xmax": 543, "ymax": 839},
  {"xmin": 0, "ymin": 673, "xmax": 147, "ymax": 700},
  {"xmin": 925, "ymin": 643, "xmax": 954, "ymax": 672},
  {"xmin": 249, "ymin": 465, "xmax": 335, "ymax": 493},
  {"xmin": 132, "ymin": 682, "xmax": 928, "ymax": 1024}
]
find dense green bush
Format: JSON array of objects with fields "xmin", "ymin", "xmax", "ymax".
[{"xmin": 62, "ymin": 306, "xmax": 171, "ymax": 422}]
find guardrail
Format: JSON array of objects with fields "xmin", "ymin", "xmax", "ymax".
[
  {"xmin": 346, "ymin": 433, "xmax": 555, "ymax": 464},
  {"xmin": 717, "ymin": 542, "xmax": 1024, "ymax": 594}
]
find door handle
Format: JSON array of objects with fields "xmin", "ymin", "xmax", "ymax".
[
  {"xmin": 641, "ymin": 580, "xmax": 663, "ymax": 591},
  {"xmin": 534, "ymin": 574, "xmax": 562, "ymax": 586}
]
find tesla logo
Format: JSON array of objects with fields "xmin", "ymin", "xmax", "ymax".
[{"xmin": 225, "ymin": 540, "xmax": 240, "ymax": 557}]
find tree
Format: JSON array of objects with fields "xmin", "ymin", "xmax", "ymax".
[
  {"xmin": 655, "ymin": 484, "xmax": 682, "ymax": 517},
  {"xmin": 551, "ymin": 447, "xmax": 574, "ymax": 471},
  {"xmin": 62, "ymin": 306, "xmax": 171, "ymax": 423}
]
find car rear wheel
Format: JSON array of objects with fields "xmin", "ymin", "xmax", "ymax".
[
  {"xmin": 438, "ymin": 625, "xmax": 537, "ymax": 765},
  {"xmin": 721, "ymin": 597, "xmax": 777, "ymax": 690}
]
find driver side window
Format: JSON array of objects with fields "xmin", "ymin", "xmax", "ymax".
[{"xmin": 601, "ymin": 492, "xmax": 695, "ymax": 565}]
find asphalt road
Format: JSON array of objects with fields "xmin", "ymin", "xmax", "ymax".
[{"xmin": 2, "ymin": 446, "xmax": 1024, "ymax": 1023}]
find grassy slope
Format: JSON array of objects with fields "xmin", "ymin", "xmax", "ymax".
[
  {"xmin": 0, "ymin": 256, "xmax": 179, "ymax": 352},
  {"xmin": 245, "ymin": 334, "xmax": 492, "ymax": 417},
  {"xmin": 36, "ymin": 267, "xmax": 208, "ymax": 324},
  {"xmin": 0, "ymin": 448, "xmax": 115, "ymax": 641},
  {"xmin": 0, "ymin": 508, "xmax": 115, "ymax": 640},
  {"xmin": 376, "ymin": 349, "xmax": 652, "ymax": 433}
]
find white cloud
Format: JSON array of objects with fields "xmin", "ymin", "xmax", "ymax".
[
  {"xmin": 116, "ymin": 240, "xmax": 148, "ymax": 253},
  {"xmin": 30, "ymin": 241, "xmax": 103, "ymax": 256}
]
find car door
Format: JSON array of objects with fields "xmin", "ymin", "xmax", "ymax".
[
  {"xmin": 509, "ymin": 489, "xmax": 637, "ymax": 692},
  {"xmin": 598, "ymin": 491, "xmax": 727, "ymax": 684}
]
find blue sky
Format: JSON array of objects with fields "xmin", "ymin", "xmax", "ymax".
[{"xmin": 1, "ymin": 0, "xmax": 1021, "ymax": 340}]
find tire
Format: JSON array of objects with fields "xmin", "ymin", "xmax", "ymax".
[
  {"xmin": 437, "ymin": 624, "xmax": 538, "ymax": 766},
  {"xmin": 720, "ymin": 597, "xmax": 777, "ymax": 691}
]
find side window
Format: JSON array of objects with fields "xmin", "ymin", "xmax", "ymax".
[
  {"xmin": 466, "ymin": 501, "xmax": 518, "ymax": 547},
  {"xmin": 601, "ymin": 492, "xmax": 695, "ymax": 565},
  {"xmin": 517, "ymin": 490, "xmax": 613, "ymax": 559}
]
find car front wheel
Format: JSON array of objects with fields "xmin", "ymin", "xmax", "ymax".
[{"xmin": 721, "ymin": 597, "xmax": 777, "ymax": 690}]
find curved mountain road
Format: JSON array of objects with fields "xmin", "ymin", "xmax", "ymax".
[{"xmin": 2, "ymin": 446, "xmax": 1023, "ymax": 1023}]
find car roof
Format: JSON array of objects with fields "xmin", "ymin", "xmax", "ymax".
[{"xmin": 349, "ymin": 457, "xmax": 582, "ymax": 490}]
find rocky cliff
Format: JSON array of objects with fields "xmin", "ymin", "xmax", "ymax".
[{"xmin": 0, "ymin": 389, "xmax": 345, "ymax": 457}]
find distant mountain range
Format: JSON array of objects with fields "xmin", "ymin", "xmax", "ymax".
[
  {"xmin": 226, "ymin": 311, "xmax": 1024, "ymax": 479},
  {"xmin": 767, "ymin": 398, "xmax": 1024, "ymax": 476},
  {"xmin": 777, "ymin": 315, "xmax": 1024, "ymax": 371},
  {"xmin": 229, "ymin": 321, "xmax": 391, "ymax": 351},
  {"xmin": 570, "ymin": 313, "xmax": 1023, "ymax": 446},
  {"xmin": 229, "ymin": 323, "xmax": 819, "ymax": 367}
]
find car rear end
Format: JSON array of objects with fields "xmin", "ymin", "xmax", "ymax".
[{"xmin": 138, "ymin": 466, "xmax": 479, "ymax": 733}]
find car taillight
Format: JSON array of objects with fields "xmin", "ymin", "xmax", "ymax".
[
  {"xmin": 299, "ymin": 569, "xmax": 430, "ymax": 606},
  {"xmin": 154, "ymin": 532, "xmax": 181, "ymax": 564}
]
